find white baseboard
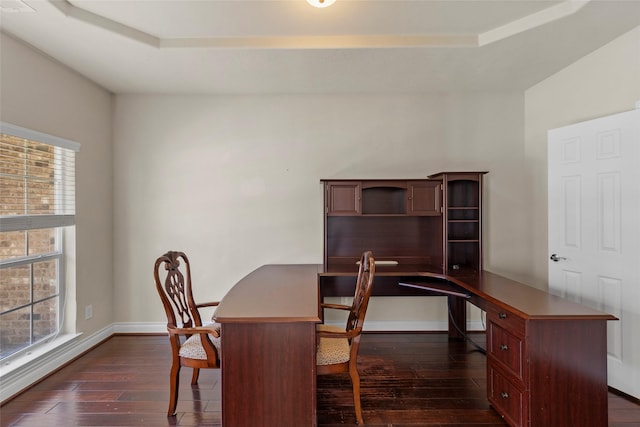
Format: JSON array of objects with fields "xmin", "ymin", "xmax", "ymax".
[
  {"xmin": 112, "ymin": 322, "xmax": 166, "ymax": 334},
  {"xmin": 359, "ymin": 320, "xmax": 448, "ymax": 331},
  {"xmin": 0, "ymin": 320, "xmax": 485, "ymax": 404},
  {"xmin": 358, "ymin": 320, "xmax": 485, "ymax": 332},
  {"xmin": 0, "ymin": 324, "xmax": 114, "ymax": 403},
  {"xmin": 113, "ymin": 321, "xmax": 487, "ymax": 334}
]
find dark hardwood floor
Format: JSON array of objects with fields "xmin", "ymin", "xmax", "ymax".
[{"xmin": 1, "ymin": 333, "xmax": 639, "ymax": 426}]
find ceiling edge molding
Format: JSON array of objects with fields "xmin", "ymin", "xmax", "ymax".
[
  {"xmin": 50, "ymin": 0, "xmax": 481, "ymax": 49},
  {"xmin": 159, "ymin": 34, "xmax": 480, "ymax": 49},
  {"xmin": 48, "ymin": 0, "xmax": 160, "ymax": 47},
  {"xmin": 478, "ymin": 0, "xmax": 590, "ymax": 46},
  {"xmin": 47, "ymin": 0, "xmax": 589, "ymax": 50}
]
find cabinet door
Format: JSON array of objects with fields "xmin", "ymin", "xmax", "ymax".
[
  {"xmin": 326, "ymin": 182, "xmax": 361, "ymax": 215},
  {"xmin": 408, "ymin": 181, "xmax": 441, "ymax": 216}
]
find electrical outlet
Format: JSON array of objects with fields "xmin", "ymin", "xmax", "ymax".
[{"xmin": 85, "ymin": 304, "xmax": 93, "ymax": 320}]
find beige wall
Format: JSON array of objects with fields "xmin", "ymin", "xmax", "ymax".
[
  {"xmin": 4, "ymin": 24, "xmax": 637, "ymax": 332},
  {"xmin": 0, "ymin": 34, "xmax": 114, "ymax": 336},
  {"xmin": 524, "ymin": 26, "xmax": 640, "ymax": 290},
  {"xmin": 113, "ymin": 92, "xmax": 526, "ymax": 328}
]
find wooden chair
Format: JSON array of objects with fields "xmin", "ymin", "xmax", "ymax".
[
  {"xmin": 153, "ymin": 250, "xmax": 221, "ymax": 416},
  {"xmin": 316, "ymin": 250, "xmax": 376, "ymax": 425}
]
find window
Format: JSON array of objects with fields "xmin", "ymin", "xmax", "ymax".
[{"xmin": 0, "ymin": 123, "xmax": 79, "ymax": 360}]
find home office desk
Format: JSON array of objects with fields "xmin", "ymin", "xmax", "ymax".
[{"xmin": 214, "ymin": 264, "xmax": 616, "ymax": 427}]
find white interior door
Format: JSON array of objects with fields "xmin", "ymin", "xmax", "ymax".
[{"xmin": 548, "ymin": 108, "xmax": 640, "ymax": 399}]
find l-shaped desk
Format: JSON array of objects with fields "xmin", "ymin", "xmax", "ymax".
[{"xmin": 213, "ymin": 264, "xmax": 616, "ymax": 427}]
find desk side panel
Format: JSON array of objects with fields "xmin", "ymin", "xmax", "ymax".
[
  {"xmin": 527, "ymin": 319, "xmax": 609, "ymax": 427},
  {"xmin": 221, "ymin": 322, "xmax": 317, "ymax": 427}
]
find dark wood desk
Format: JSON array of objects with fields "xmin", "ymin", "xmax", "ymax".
[
  {"xmin": 213, "ymin": 264, "xmax": 322, "ymax": 427},
  {"xmin": 398, "ymin": 270, "xmax": 617, "ymax": 427},
  {"xmin": 215, "ymin": 265, "xmax": 615, "ymax": 427}
]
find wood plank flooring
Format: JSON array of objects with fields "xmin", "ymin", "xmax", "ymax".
[{"xmin": 1, "ymin": 333, "xmax": 639, "ymax": 426}]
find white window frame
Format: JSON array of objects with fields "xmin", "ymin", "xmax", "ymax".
[{"xmin": 0, "ymin": 122, "xmax": 80, "ymax": 361}]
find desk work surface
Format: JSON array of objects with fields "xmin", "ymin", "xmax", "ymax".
[
  {"xmin": 213, "ymin": 264, "xmax": 322, "ymax": 323},
  {"xmin": 395, "ymin": 269, "xmax": 617, "ymax": 321},
  {"xmin": 214, "ymin": 263, "xmax": 615, "ymax": 323},
  {"xmin": 323, "ymin": 266, "xmax": 616, "ymax": 321}
]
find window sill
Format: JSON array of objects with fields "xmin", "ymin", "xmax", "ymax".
[{"xmin": 0, "ymin": 333, "xmax": 82, "ymax": 377}]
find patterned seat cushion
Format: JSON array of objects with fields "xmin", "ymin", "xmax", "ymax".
[
  {"xmin": 178, "ymin": 322, "xmax": 222, "ymax": 360},
  {"xmin": 316, "ymin": 324, "xmax": 350, "ymax": 366}
]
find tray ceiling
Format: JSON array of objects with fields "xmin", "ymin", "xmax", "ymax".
[{"xmin": 1, "ymin": 0, "xmax": 639, "ymax": 93}]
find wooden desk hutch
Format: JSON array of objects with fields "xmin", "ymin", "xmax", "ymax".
[{"xmin": 322, "ymin": 172, "xmax": 486, "ymax": 276}]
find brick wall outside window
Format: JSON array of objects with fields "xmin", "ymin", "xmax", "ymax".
[{"xmin": 1, "ymin": 135, "xmax": 61, "ymax": 358}]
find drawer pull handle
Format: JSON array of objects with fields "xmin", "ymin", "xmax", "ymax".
[
  {"xmin": 501, "ymin": 391, "xmax": 509, "ymax": 399},
  {"xmin": 500, "ymin": 344, "xmax": 508, "ymax": 351},
  {"xmin": 498, "ymin": 312, "xmax": 507, "ymax": 319}
]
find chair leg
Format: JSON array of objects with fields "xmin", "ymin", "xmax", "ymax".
[
  {"xmin": 191, "ymin": 367, "xmax": 200, "ymax": 385},
  {"xmin": 168, "ymin": 362, "xmax": 181, "ymax": 416},
  {"xmin": 349, "ymin": 363, "xmax": 364, "ymax": 425}
]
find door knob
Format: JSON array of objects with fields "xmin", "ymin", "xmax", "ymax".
[{"xmin": 550, "ymin": 253, "xmax": 567, "ymax": 262}]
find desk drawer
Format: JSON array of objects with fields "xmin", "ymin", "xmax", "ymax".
[
  {"xmin": 488, "ymin": 367, "xmax": 526, "ymax": 427},
  {"xmin": 488, "ymin": 322, "xmax": 524, "ymax": 381},
  {"xmin": 486, "ymin": 305, "xmax": 525, "ymax": 337}
]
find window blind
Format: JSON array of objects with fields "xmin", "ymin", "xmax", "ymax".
[{"xmin": 0, "ymin": 122, "xmax": 79, "ymax": 232}]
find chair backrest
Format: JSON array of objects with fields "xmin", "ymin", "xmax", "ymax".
[
  {"xmin": 153, "ymin": 251, "xmax": 204, "ymax": 329},
  {"xmin": 345, "ymin": 250, "xmax": 375, "ymax": 341}
]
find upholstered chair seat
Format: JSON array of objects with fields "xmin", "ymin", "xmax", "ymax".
[
  {"xmin": 178, "ymin": 323, "xmax": 222, "ymax": 360},
  {"xmin": 316, "ymin": 325, "xmax": 350, "ymax": 366}
]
